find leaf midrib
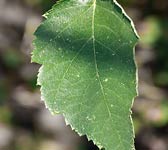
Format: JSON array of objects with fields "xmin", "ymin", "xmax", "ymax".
[{"xmin": 92, "ymin": 0, "xmax": 112, "ymax": 117}]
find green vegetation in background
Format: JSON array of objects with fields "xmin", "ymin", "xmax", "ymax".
[
  {"xmin": 27, "ymin": 77, "xmax": 39, "ymax": 90},
  {"xmin": 139, "ymin": 16, "xmax": 168, "ymax": 87},
  {"xmin": 0, "ymin": 106, "xmax": 12, "ymax": 124},
  {"xmin": 153, "ymin": 19, "xmax": 168, "ymax": 87},
  {"xmin": 140, "ymin": 17, "xmax": 161, "ymax": 46},
  {"xmin": 0, "ymin": 80, "xmax": 8, "ymax": 105},
  {"xmin": 24, "ymin": 0, "xmax": 56, "ymax": 12},
  {"xmin": 2, "ymin": 49, "xmax": 23, "ymax": 69}
]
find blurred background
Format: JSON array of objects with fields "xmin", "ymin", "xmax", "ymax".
[{"xmin": 0, "ymin": 0, "xmax": 168, "ymax": 150}]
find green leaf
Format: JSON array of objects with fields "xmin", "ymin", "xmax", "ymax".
[{"xmin": 32, "ymin": 0, "xmax": 138, "ymax": 149}]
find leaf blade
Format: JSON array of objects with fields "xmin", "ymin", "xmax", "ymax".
[{"xmin": 32, "ymin": 0, "xmax": 138, "ymax": 150}]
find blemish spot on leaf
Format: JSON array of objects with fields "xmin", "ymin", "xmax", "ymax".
[
  {"xmin": 111, "ymin": 104, "xmax": 114, "ymax": 108},
  {"xmin": 104, "ymin": 78, "xmax": 108, "ymax": 82},
  {"xmin": 78, "ymin": 0, "xmax": 89, "ymax": 5}
]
